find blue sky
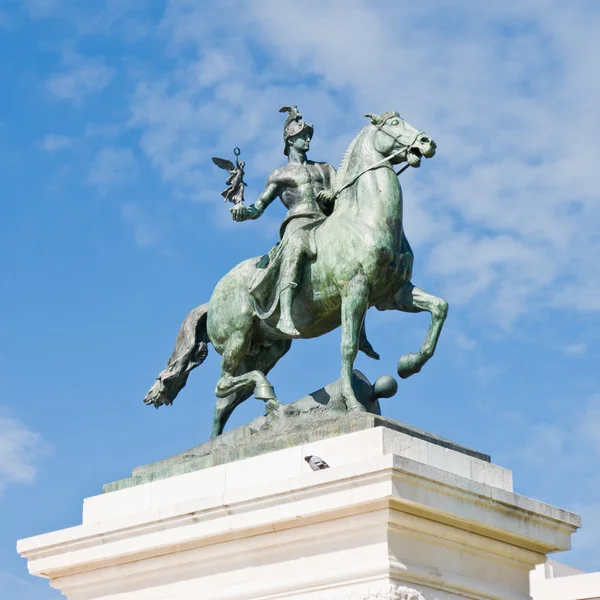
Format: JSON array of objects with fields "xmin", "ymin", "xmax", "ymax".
[{"xmin": 1, "ymin": 1, "xmax": 600, "ymax": 597}]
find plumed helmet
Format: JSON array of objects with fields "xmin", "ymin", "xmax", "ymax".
[{"xmin": 280, "ymin": 105, "xmax": 314, "ymax": 155}]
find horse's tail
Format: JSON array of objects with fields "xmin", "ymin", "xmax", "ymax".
[{"xmin": 144, "ymin": 303, "xmax": 209, "ymax": 409}]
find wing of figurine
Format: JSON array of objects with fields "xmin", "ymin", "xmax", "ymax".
[{"xmin": 212, "ymin": 157, "xmax": 235, "ymax": 172}]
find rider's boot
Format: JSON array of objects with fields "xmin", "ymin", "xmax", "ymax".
[{"xmin": 277, "ymin": 283, "xmax": 301, "ymax": 337}]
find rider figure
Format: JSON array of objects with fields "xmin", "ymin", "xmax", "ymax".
[{"xmin": 231, "ymin": 106, "xmax": 334, "ymax": 337}]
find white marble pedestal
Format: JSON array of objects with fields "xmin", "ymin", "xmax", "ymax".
[{"xmin": 17, "ymin": 426, "xmax": 579, "ymax": 600}]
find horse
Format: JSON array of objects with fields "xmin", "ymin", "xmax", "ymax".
[{"xmin": 144, "ymin": 110, "xmax": 448, "ymax": 439}]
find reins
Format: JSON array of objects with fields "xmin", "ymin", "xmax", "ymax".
[{"xmin": 327, "ymin": 128, "xmax": 421, "ymax": 201}]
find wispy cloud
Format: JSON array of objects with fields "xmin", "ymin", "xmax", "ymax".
[
  {"xmin": 46, "ymin": 52, "xmax": 114, "ymax": 104},
  {"xmin": 37, "ymin": 134, "xmax": 74, "ymax": 152},
  {"xmin": 576, "ymin": 394, "xmax": 600, "ymax": 456},
  {"xmin": 512, "ymin": 393, "xmax": 600, "ymax": 569},
  {"xmin": 570, "ymin": 500, "xmax": 600, "ymax": 567},
  {"xmin": 518, "ymin": 394, "xmax": 600, "ymax": 470},
  {"xmin": 22, "ymin": 0, "xmax": 59, "ymax": 19},
  {"xmin": 74, "ymin": 0, "xmax": 151, "ymax": 40},
  {"xmin": 22, "ymin": 0, "xmax": 152, "ymax": 41},
  {"xmin": 87, "ymin": 146, "xmax": 137, "ymax": 192},
  {"xmin": 452, "ymin": 331, "xmax": 478, "ymax": 351},
  {"xmin": 0, "ymin": 414, "xmax": 48, "ymax": 498},
  {"xmin": 120, "ymin": 203, "xmax": 162, "ymax": 247},
  {"xmin": 564, "ymin": 342, "xmax": 587, "ymax": 356}
]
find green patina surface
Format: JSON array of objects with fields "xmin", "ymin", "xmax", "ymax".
[{"xmin": 144, "ymin": 108, "xmax": 449, "ymax": 441}]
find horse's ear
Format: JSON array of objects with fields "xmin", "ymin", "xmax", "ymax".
[{"xmin": 364, "ymin": 113, "xmax": 381, "ymax": 125}]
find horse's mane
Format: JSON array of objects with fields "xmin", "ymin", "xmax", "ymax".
[{"xmin": 337, "ymin": 124, "xmax": 371, "ymax": 181}]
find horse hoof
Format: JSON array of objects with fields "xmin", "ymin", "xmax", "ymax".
[
  {"xmin": 255, "ymin": 384, "xmax": 276, "ymax": 400},
  {"xmin": 397, "ymin": 353, "xmax": 422, "ymax": 379}
]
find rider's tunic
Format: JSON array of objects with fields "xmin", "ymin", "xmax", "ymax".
[{"xmin": 249, "ymin": 162, "xmax": 333, "ymax": 311}]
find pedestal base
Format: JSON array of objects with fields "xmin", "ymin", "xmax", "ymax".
[{"xmin": 18, "ymin": 424, "xmax": 579, "ymax": 600}]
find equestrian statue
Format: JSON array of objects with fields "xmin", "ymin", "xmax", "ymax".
[{"xmin": 144, "ymin": 106, "xmax": 448, "ymax": 439}]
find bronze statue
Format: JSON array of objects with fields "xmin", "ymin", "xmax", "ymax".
[{"xmin": 145, "ymin": 107, "xmax": 447, "ymax": 440}]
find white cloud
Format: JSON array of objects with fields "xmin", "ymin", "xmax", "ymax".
[
  {"xmin": 576, "ymin": 394, "xmax": 600, "ymax": 456},
  {"xmin": 121, "ymin": 203, "xmax": 162, "ymax": 247},
  {"xmin": 75, "ymin": 0, "xmax": 151, "ymax": 40},
  {"xmin": 452, "ymin": 331, "xmax": 477, "ymax": 351},
  {"xmin": 564, "ymin": 342, "xmax": 587, "ymax": 355},
  {"xmin": 127, "ymin": 0, "xmax": 600, "ymax": 327},
  {"xmin": 22, "ymin": 0, "xmax": 151, "ymax": 41},
  {"xmin": 520, "ymin": 423, "xmax": 566, "ymax": 468},
  {"xmin": 473, "ymin": 365, "xmax": 502, "ymax": 387},
  {"xmin": 37, "ymin": 134, "xmax": 74, "ymax": 151},
  {"xmin": 0, "ymin": 415, "xmax": 47, "ymax": 498},
  {"xmin": 22, "ymin": 0, "xmax": 59, "ymax": 19},
  {"xmin": 518, "ymin": 394, "xmax": 600, "ymax": 471},
  {"xmin": 46, "ymin": 53, "xmax": 114, "ymax": 104},
  {"xmin": 87, "ymin": 147, "xmax": 137, "ymax": 191},
  {"xmin": 569, "ymin": 501, "xmax": 600, "ymax": 568},
  {"xmin": 512, "ymin": 393, "xmax": 600, "ymax": 570}
]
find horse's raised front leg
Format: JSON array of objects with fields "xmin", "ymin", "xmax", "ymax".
[
  {"xmin": 336, "ymin": 274, "xmax": 370, "ymax": 413},
  {"xmin": 385, "ymin": 282, "xmax": 448, "ymax": 379}
]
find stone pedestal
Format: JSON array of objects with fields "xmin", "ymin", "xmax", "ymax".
[{"xmin": 17, "ymin": 423, "xmax": 579, "ymax": 600}]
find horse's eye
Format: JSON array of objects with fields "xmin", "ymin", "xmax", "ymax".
[{"xmin": 391, "ymin": 120, "xmax": 400, "ymax": 126}]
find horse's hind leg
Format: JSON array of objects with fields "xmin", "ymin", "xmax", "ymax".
[
  {"xmin": 385, "ymin": 282, "xmax": 448, "ymax": 379},
  {"xmin": 211, "ymin": 388, "xmax": 252, "ymax": 439},
  {"xmin": 211, "ymin": 338, "xmax": 292, "ymax": 438}
]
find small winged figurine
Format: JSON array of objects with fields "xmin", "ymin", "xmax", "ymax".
[{"xmin": 212, "ymin": 147, "xmax": 247, "ymax": 205}]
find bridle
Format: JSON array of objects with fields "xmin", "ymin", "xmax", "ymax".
[
  {"xmin": 377, "ymin": 122, "xmax": 423, "ymax": 176},
  {"xmin": 326, "ymin": 123, "xmax": 423, "ymax": 201}
]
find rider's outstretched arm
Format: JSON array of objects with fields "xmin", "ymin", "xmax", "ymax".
[
  {"xmin": 248, "ymin": 182, "xmax": 278, "ymax": 219},
  {"xmin": 231, "ymin": 178, "xmax": 278, "ymax": 222}
]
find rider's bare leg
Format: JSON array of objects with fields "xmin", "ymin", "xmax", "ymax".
[
  {"xmin": 276, "ymin": 238, "xmax": 306, "ymax": 337},
  {"xmin": 277, "ymin": 284, "xmax": 300, "ymax": 337}
]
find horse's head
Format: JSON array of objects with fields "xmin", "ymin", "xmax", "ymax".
[{"xmin": 365, "ymin": 111, "xmax": 436, "ymax": 168}]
